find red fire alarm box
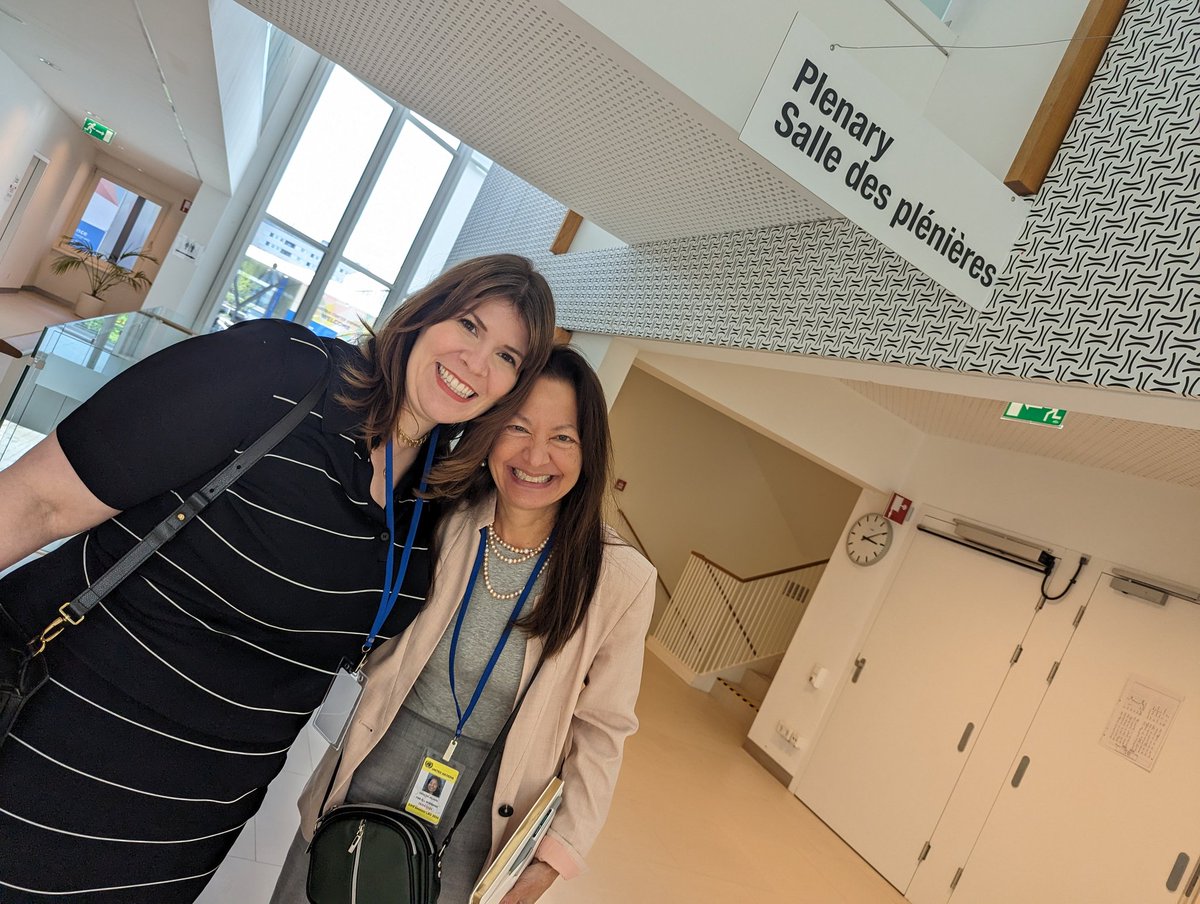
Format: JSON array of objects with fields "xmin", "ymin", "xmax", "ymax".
[{"xmin": 886, "ymin": 492, "xmax": 913, "ymax": 524}]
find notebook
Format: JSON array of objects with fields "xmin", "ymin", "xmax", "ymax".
[{"xmin": 470, "ymin": 777, "xmax": 564, "ymax": 904}]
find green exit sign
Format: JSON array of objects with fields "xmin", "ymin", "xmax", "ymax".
[
  {"xmin": 1002, "ymin": 402, "xmax": 1067, "ymax": 428},
  {"xmin": 82, "ymin": 117, "xmax": 114, "ymax": 143}
]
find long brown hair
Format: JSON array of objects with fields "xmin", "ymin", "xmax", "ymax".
[
  {"xmin": 436, "ymin": 346, "xmax": 613, "ymax": 657},
  {"xmin": 340, "ymin": 254, "xmax": 555, "ymax": 454}
]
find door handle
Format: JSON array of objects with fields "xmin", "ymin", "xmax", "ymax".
[
  {"xmin": 957, "ymin": 722, "xmax": 975, "ymax": 752},
  {"xmin": 1167, "ymin": 852, "xmax": 1190, "ymax": 893},
  {"xmin": 851, "ymin": 657, "xmax": 867, "ymax": 683},
  {"xmin": 1011, "ymin": 755, "xmax": 1031, "ymax": 787}
]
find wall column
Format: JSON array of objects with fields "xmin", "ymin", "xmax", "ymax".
[{"xmin": 568, "ymin": 332, "xmax": 637, "ymax": 410}]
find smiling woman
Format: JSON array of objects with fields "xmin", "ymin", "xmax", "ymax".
[
  {"xmin": 268, "ymin": 347, "xmax": 656, "ymax": 904},
  {"xmin": 0, "ymin": 254, "xmax": 555, "ymax": 904}
]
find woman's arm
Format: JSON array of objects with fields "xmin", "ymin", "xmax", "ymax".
[
  {"xmin": 0, "ymin": 432, "xmax": 119, "ymax": 571},
  {"xmin": 532, "ymin": 556, "xmax": 657, "ymax": 881}
]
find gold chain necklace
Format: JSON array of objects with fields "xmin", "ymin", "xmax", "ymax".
[{"xmin": 393, "ymin": 421, "xmax": 426, "ymax": 449}]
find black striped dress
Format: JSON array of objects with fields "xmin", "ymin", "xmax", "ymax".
[{"xmin": 0, "ymin": 320, "xmax": 436, "ymax": 902}]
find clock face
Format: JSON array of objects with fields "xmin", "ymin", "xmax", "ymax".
[{"xmin": 845, "ymin": 512, "xmax": 894, "ymax": 566}]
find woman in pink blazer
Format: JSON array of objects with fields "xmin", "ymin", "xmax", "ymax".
[{"xmin": 270, "ymin": 346, "xmax": 656, "ymax": 903}]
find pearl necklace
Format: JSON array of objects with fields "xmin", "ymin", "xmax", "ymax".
[{"xmin": 483, "ymin": 526, "xmax": 549, "ymax": 600}]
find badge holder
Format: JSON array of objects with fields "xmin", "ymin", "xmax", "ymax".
[
  {"xmin": 313, "ymin": 658, "xmax": 367, "ymax": 750},
  {"xmin": 404, "ymin": 741, "xmax": 465, "ymax": 826}
]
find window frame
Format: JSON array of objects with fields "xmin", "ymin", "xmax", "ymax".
[{"xmin": 56, "ymin": 168, "xmax": 169, "ymax": 260}]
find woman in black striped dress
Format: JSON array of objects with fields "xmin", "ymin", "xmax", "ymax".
[{"xmin": 0, "ymin": 254, "xmax": 554, "ymax": 903}]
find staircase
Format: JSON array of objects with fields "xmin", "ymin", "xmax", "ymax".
[{"xmin": 709, "ymin": 656, "xmax": 782, "ymax": 732}]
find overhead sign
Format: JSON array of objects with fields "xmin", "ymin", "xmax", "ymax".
[
  {"xmin": 82, "ymin": 117, "xmax": 114, "ymax": 143},
  {"xmin": 1002, "ymin": 402, "xmax": 1066, "ymax": 428},
  {"xmin": 740, "ymin": 15, "xmax": 1028, "ymax": 311}
]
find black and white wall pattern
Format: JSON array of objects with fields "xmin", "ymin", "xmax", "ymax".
[{"xmin": 450, "ymin": 0, "xmax": 1200, "ymax": 398}]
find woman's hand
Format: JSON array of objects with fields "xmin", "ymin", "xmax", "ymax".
[{"xmin": 499, "ymin": 859, "xmax": 559, "ymax": 904}]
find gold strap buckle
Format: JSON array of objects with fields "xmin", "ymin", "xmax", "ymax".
[{"xmin": 28, "ymin": 602, "xmax": 85, "ymax": 658}]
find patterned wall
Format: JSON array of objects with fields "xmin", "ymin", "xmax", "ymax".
[{"xmin": 451, "ymin": 0, "xmax": 1200, "ymax": 398}]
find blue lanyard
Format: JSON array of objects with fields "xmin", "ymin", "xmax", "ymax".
[
  {"xmin": 362, "ymin": 425, "xmax": 441, "ymax": 654},
  {"xmin": 445, "ymin": 526, "xmax": 552, "ymax": 755}
]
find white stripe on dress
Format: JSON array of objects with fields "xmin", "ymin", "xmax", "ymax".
[
  {"xmin": 138, "ymin": 576, "xmax": 338, "ymax": 675},
  {"xmin": 0, "ymin": 805, "xmax": 246, "ymax": 844},
  {"xmin": 47, "ymin": 679, "xmax": 292, "ymax": 756},
  {"xmin": 0, "ymin": 868, "xmax": 220, "ymax": 897},
  {"xmin": 223, "ymin": 489, "xmax": 378, "ymax": 540},
  {"xmin": 106, "ymin": 518, "xmax": 387, "ymax": 640},
  {"xmin": 181, "ymin": 506, "xmax": 423, "ymax": 600},
  {"xmin": 7, "ymin": 735, "xmax": 259, "ymax": 805},
  {"xmin": 288, "ymin": 335, "xmax": 329, "ymax": 355},
  {"xmin": 235, "ymin": 450, "xmax": 370, "ymax": 505},
  {"xmin": 95, "ymin": 601, "xmax": 312, "ymax": 715}
]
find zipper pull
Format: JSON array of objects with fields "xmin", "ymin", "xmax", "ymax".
[{"xmin": 348, "ymin": 820, "xmax": 365, "ymax": 854}]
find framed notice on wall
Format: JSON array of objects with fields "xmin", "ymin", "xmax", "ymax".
[{"xmin": 1098, "ymin": 676, "xmax": 1181, "ymax": 772}]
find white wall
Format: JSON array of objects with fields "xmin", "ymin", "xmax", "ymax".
[
  {"xmin": 608, "ymin": 364, "xmax": 861, "ymax": 629},
  {"xmin": 751, "ymin": 432, "xmax": 1200, "ymax": 777},
  {"xmin": 0, "ymin": 49, "xmax": 96, "ymax": 289},
  {"xmin": 30, "ymin": 153, "xmax": 196, "ymax": 313}
]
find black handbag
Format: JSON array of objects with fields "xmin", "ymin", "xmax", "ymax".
[
  {"xmin": 306, "ymin": 659, "xmax": 545, "ymax": 904},
  {"xmin": 0, "ymin": 364, "xmax": 329, "ymax": 747}
]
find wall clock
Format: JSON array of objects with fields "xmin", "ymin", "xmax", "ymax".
[{"xmin": 845, "ymin": 512, "xmax": 894, "ymax": 566}]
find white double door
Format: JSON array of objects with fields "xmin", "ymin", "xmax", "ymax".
[
  {"xmin": 793, "ymin": 526, "xmax": 1055, "ymax": 892},
  {"xmin": 794, "ymin": 524, "xmax": 1200, "ymax": 904},
  {"xmin": 948, "ymin": 575, "xmax": 1200, "ymax": 904}
]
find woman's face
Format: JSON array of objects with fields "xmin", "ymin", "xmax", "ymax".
[
  {"xmin": 489, "ymin": 376, "xmax": 582, "ymax": 519},
  {"xmin": 404, "ymin": 296, "xmax": 530, "ymax": 431}
]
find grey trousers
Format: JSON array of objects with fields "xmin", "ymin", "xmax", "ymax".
[{"xmin": 269, "ymin": 705, "xmax": 498, "ymax": 904}]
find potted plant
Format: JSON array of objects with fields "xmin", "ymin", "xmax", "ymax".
[{"xmin": 49, "ymin": 235, "xmax": 159, "ymax": 318}]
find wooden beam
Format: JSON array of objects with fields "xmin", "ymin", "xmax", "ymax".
[
  {"xmin": 1005, "ymin": 0, "xmax": 1130, "ymax": 196},
  {"xmin": 0, "ymin": 338, "xmax": 20, "ymax": 359},
  {"xmin": 550, "ymin": 209, "xmax": 584, "ymax": 255}
]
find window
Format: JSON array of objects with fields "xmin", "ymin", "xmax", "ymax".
[
  {"xmin": 67, "ymin": 174, "xmax": 164, "ymax": 257},
  {"xmin": 204, "ymin": 62, "xmax": 493, "ymax": 338}
]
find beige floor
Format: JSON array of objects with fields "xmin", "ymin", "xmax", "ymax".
[
  {"xmin": 539, "ymin": 654, "xmax": 905, "ymax": 904},
  {"xmin": 195, "ymin": 652, "xmax": 904, "ymax": 904},
  {"xmin": 0, "ymin": 288, "xmax": 74, "ymax": 351}
]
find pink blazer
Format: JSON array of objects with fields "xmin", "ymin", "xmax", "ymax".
[{"xmin": 295, "ymin": 496, "xmax": 656, "ymax": 879}]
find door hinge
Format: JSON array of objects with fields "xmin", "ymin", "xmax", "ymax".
[
  {"xmin": 1046, "ymin": 660, "xmax": 1060, "ymax": 684},
  {"xmin": 950, "ymin": 866, "xmax": 964, "ymax": 890},
  {"xmin": 1010, "ymin": 643, "xmax": 1023, "ymax": 665},
  {"xmin": 918, "ymin": 841, "xmax": 932, "ymax": 862},
  {"xmin": 1073, "ymin": 605, "xmax": 1086, "ymax": 627}
]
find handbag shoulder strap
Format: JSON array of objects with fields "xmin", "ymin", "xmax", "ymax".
[{"xmin": 61, "ymin": 356, "xmax": 330, "ymax": 624}]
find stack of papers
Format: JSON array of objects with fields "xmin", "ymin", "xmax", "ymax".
[{"xmin": 470, "ymin": 778, "xmax": 564, "ymax": 904}]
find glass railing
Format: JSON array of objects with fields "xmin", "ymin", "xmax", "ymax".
[{"xmin": 0, "ymin": 309, "xmax": 192, "ymax": 470}]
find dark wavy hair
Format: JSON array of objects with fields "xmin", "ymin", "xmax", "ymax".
[
  {"xmin": 339, "ymin": 254, "xmax": 556, "ymax": 465},
  {"xmin": 433, "ymin": 345, "xmax": 612, "ymax": 657}
]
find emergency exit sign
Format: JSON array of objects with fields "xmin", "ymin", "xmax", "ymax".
[
  {"xmin": 1002, "ymin": 402, "xmax": 1066, "ymax": 428},
  {"xmin": 82, "ymin": 117, "xmax": 114, "ymax": 143}
]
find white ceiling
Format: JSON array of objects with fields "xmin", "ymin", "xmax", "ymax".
[
  {"xmin": 843, "ymin": 379, "xmax": 1200, "ymax": 490},
  {"xmin": 0, "ymin": 0, "xmax": 225, "ymax": 194},
  {"xmin": 240, "ymin": 0, "xmax": 835, "ymax": 244}
]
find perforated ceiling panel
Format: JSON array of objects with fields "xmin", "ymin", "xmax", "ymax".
[
  {"xmin": 842, "ymin": 381, "xmax": 1200, "ymax": 489},
  {"xmin": 239, "ymin": 0, "xmax": 833, "ymax": 244}
]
